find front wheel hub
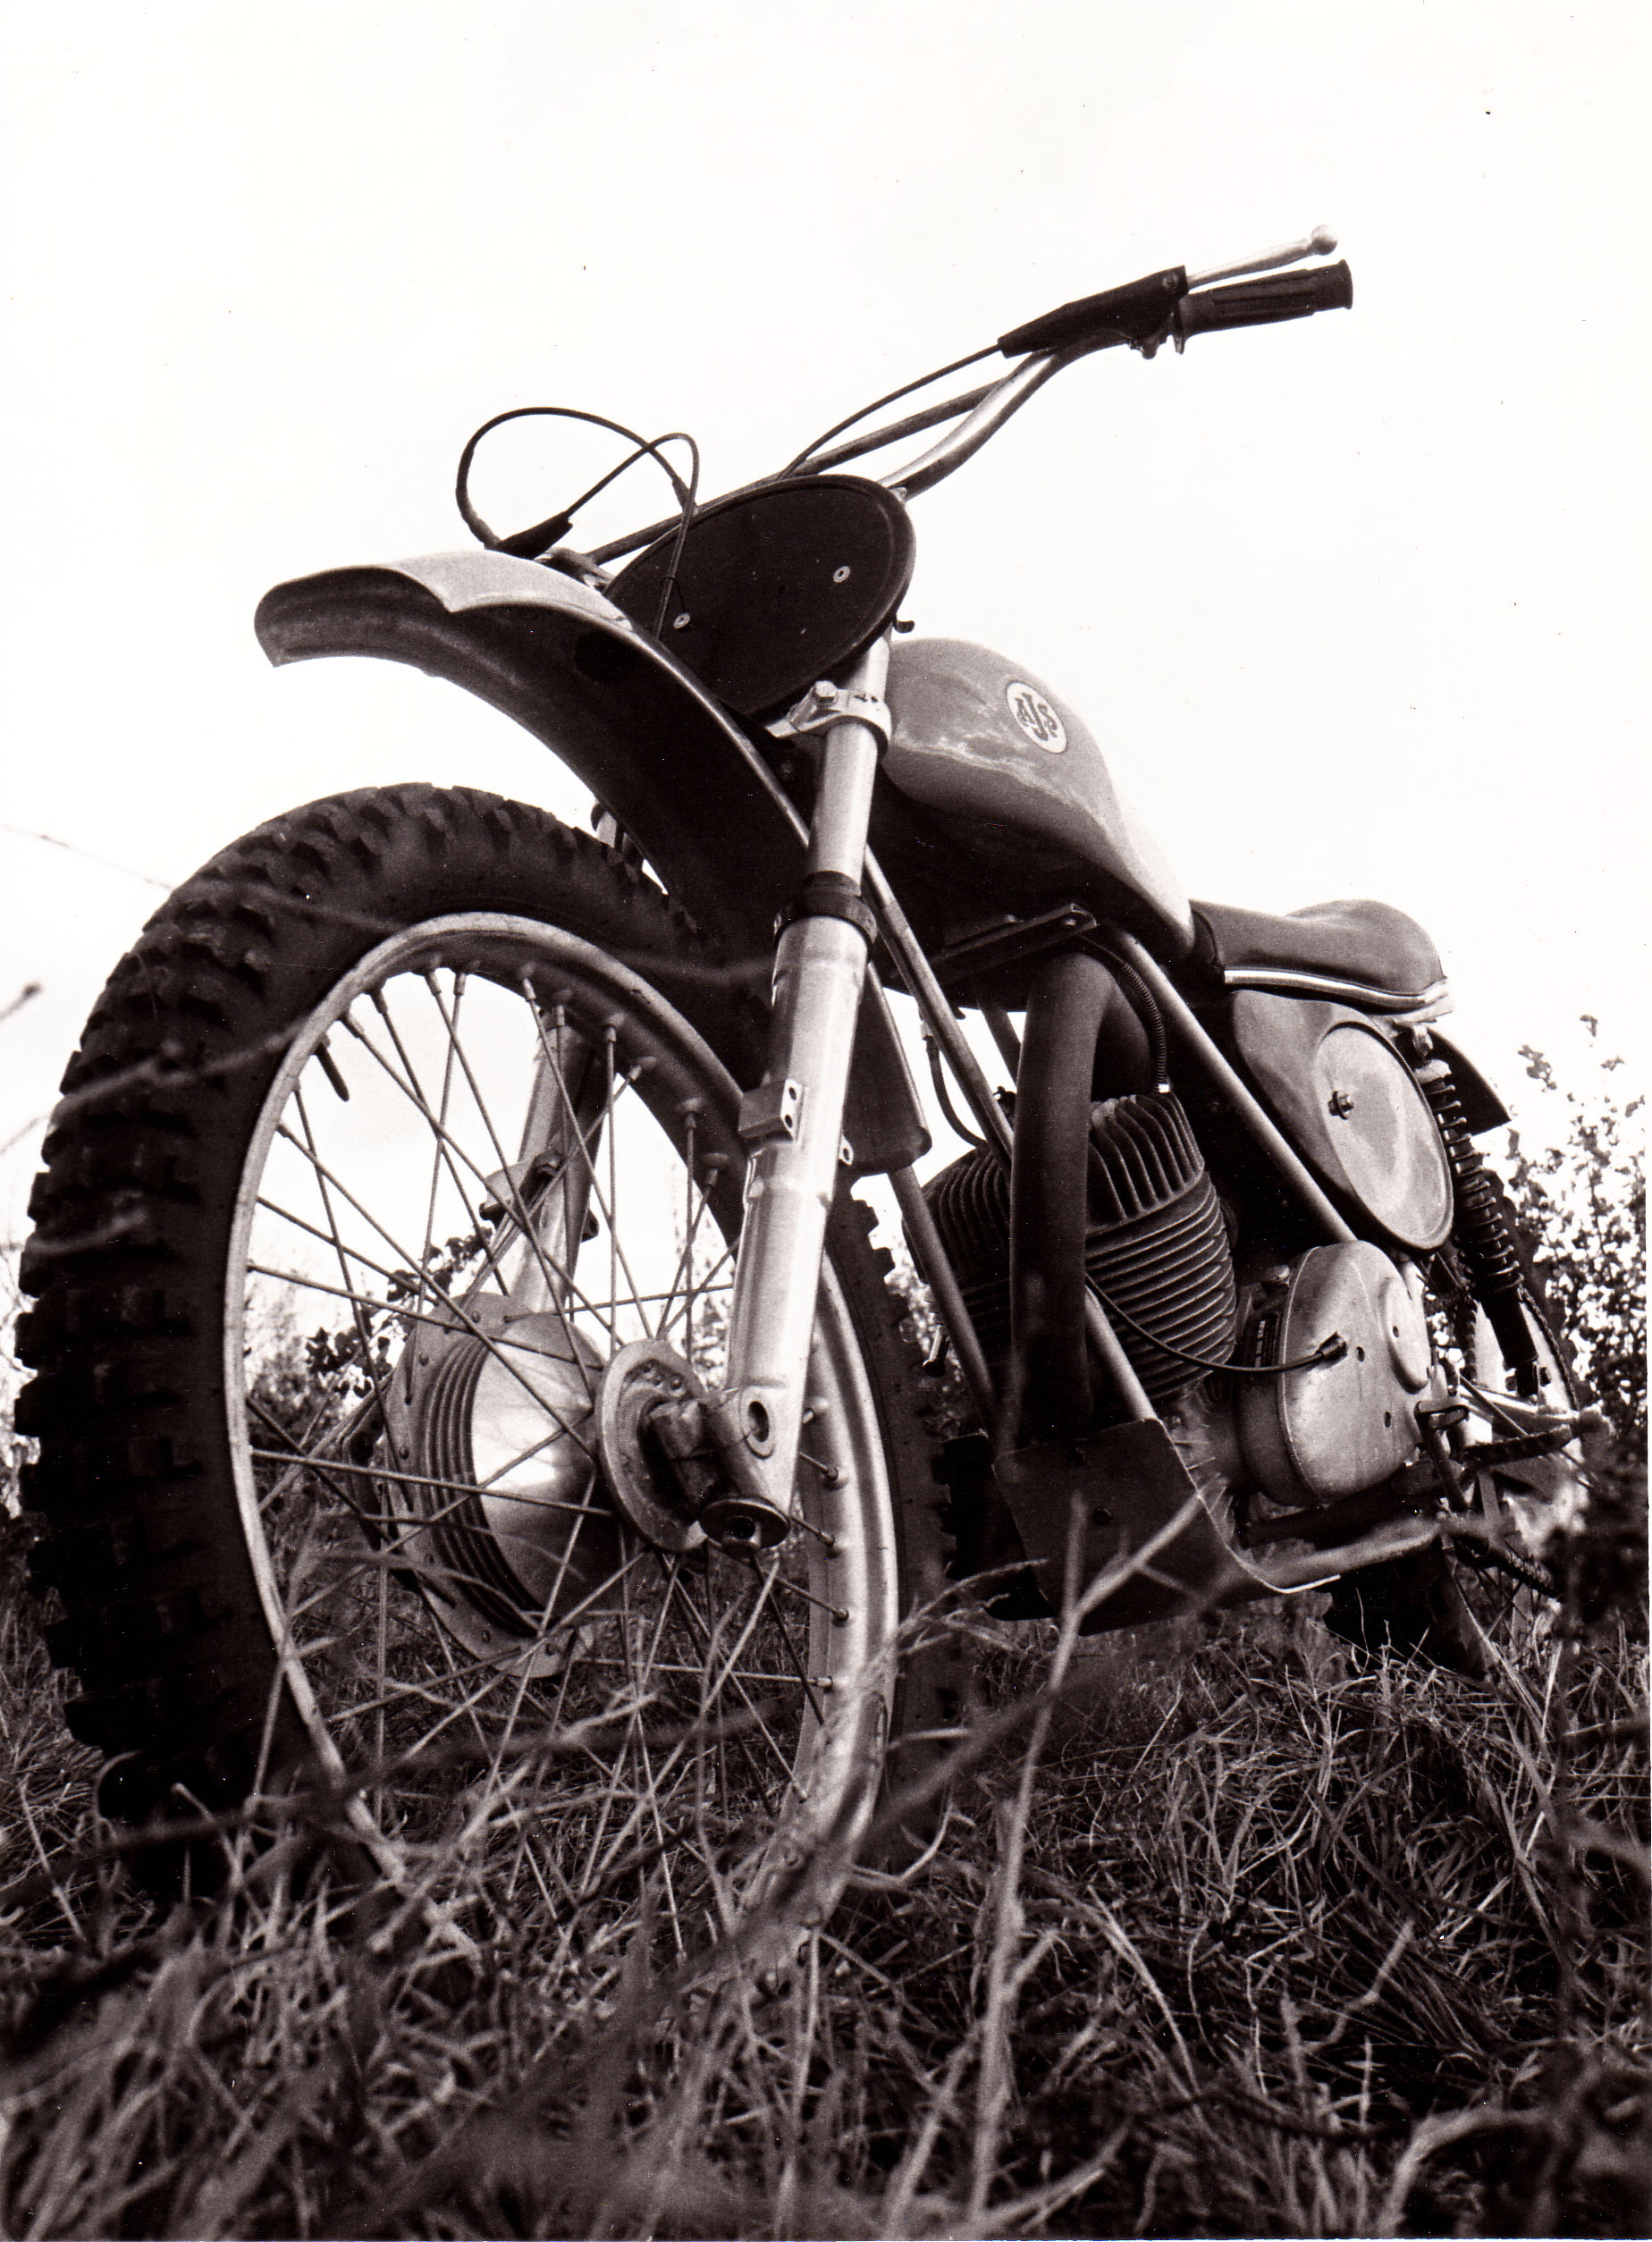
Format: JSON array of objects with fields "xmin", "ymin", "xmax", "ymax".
[
  {"xmin": 380, "ymin": 1300, "xmax": 620, "ymax": 1651},
  {"xmin": 595, "ymin": 1338, "xmax": 714, "ymax": 1553},
  {"xmin": 595, "ymin": 1340, "xmax": 794, "ymax": 1553}
]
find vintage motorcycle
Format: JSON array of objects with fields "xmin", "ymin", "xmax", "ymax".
[{"xmin": 16, "ymin": 228, "xmax": 1589, "ymax": 1945}]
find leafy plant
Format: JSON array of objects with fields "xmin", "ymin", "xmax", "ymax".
[{"xmin": 1501, "ymin": 1023, "xmax": 1646, "ymax": 1447}]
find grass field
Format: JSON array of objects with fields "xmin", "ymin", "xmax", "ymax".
[{"xmin": 1, "ymin": 1456, "xmax": 1646, "ymax": 2242}]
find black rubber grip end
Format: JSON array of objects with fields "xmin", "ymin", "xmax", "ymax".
[{"xmin": 1177, "ymin": 260, "xmax": 1353, "ymax": 340}]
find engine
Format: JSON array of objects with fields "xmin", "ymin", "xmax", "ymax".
[
  {"xmin": 925, "ymin": 1089, "xmax": 1237, "ymax": 1413},
  {"xmin": 925, "ymin": 1089, "xmax": 1444, "ymax": 1524}
]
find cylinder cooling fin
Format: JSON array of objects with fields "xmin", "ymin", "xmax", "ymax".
[
  {"xmin": 1084, "ymin": 1095, "xmax": 1237, "ymax": 1404},
  {"xmin": 924, "ymin": 1089, "xmax": 1238, "ymax": 1415}
]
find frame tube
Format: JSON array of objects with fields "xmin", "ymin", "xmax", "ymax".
[
  {"xmin": 1109, "ymin": 931, "xmax": 1357, "ymax": 1245},
  {"xmin": 860, "ymin": 862, "xmax": 1014, "ymax": 1163},
  {"xmin": 889, "ymin": 1162, "xmax": 995, "ymax": 1425}
]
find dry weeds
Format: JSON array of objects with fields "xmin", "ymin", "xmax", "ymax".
[{"xmin": 1, "ymin": 1497, "xmax": 1647, "ymax": 2240}]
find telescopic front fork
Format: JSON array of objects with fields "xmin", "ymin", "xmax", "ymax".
[{"xmin": 703, "ymin": 638, "xmax": 892, "ymax": 1538}]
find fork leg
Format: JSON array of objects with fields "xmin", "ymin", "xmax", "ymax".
[
  {"xmin": 493, "ymin": 1012, "xmax": 603, "ymax": 1317},
  {"xmin": 713, "ymin": 640, "xmax": 889, "ymax": 1527}
]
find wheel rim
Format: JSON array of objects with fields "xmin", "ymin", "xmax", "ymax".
[
  {"xmin": 1461, "ymin": 1293, "xmax": 1584, "ymax": 1547},
  {"xmin": 223, "ymin": 913, "xmax": 898, "ymax": 1951},
  {"xmin": 1446, "ymin": 1291, "xmax": 1583, "ymax": 1644}
]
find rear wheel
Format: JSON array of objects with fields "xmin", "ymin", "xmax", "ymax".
[
  {"xmin": 1325, "ymin": 1200, "xmax": 1582, "ymax": 1673},
  {"xmin": 1443, "ymin": 1247, "xmax": 1582, "ymax": 1648},
  {"xmin": 18, "ymin": 786, "xmax": 951, "ymax": 1955}
]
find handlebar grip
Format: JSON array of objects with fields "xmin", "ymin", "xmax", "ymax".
[
  {"xmin": 999, "ymin": 266, "xmax": 1187, "ymax": 358},
  {"xmin": 1176, "ymin": 259, "xmax": 1353, "ymax": 340}
]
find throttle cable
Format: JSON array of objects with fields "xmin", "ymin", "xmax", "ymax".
[
  {"xmin": 781, "ymin": 344, "xmax": 999, "ymax": 476},
  {"xmin": 454, "ymin": 405, "xmax": 702, "ymax": 638}
]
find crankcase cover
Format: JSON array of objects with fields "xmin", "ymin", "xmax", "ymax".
[
  {"xmin": 1230, "ymin": 992, "xmax": 1454, "ymax": 1250},
  {"xmin": 1237, "ymin": 1243, "xmax": 1433, "ymax": 1506},
  {"xmin": 883, "ymin": 639, "xmax": 1194, "ymax": 958}
]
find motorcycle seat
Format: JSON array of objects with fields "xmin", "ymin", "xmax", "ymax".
[{"xmin": 1188, "ymin": 898, "xmax": 1446, "ymax": 1013}]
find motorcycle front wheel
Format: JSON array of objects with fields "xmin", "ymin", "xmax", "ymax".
[{"xmin": 18, "ymin": 785, "xmax": 950, "ymax": 1956}]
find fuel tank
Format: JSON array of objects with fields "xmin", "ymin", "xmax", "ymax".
[{"xmin": 881, "ymin": 639, "xmax": 1194, "ymax": 959}]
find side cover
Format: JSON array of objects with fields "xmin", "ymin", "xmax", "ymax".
[
  {"xmin": 253, "ymin": 551, "xmax": 928, "ymax": 1174},
  {"xmin": 1227, "ymin": 991, "xmax": 1454, "ymax": 1251}
]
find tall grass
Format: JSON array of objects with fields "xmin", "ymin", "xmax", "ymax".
[{"xmin": 2, "ymin": 1483, "xmax": 1646, "ymax": 2241}]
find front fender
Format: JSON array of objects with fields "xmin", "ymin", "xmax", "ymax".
[
  {"xmin": 256, "ymin": 551, "xmax": 802, "ymax": 957},
  {"xmin": 254, "ymin": 551, "xmax": 929, "ymax": 1174}
]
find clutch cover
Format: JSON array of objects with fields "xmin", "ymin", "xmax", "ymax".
[{"xmin": 1237, "ymin": 1243, "xmax": 1437, "ymax": 1507}]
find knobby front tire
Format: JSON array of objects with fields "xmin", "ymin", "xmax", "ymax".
[{"xmin": 18, "ymin": 785, "xmax": 953, "ymax": 1952}]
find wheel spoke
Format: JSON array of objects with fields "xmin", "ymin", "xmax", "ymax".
[
  {"xmin": 295, "ymin": 1014, "xmax": 625, "ymax": 1349},
  {"xmin": 388, "ymin": 969, "xmax": 466, "ymax": 1323},
  {"xmin": 202, "ymin": 898, "xmax": 905, "ymax": 1960},
  {"xmin": 520, "ymin": 994, "xmax": 660, "ymax": 1342},
  {"xmin": 248, "ymin": 1446, "xmax": 608, "ymax": 1528},
  {"xmin": 747, "ymin": 1561, "xmax": 827, "ymax": 1727},
  {"xmin": 264, "ymin": 1113, "xmax": 615, "ymax": 1377},
  {"xmin": 367, "ymin": 975, "xmax": 511, "ymax": 1303},
  {"xmin": 246, "ymin": 1386, "xmax": 380, "ymax": 1521},
  {"xmin": 245, "ymin": 1239, "xmax": 598, "ymax": 1462},
  {"xmin": 290, "ymin": 1083, "xmax": 396, "ymax": 1411},
  {"xmin": 658, "ymin": 1234, "xmax": 737, "ymax": 1353},
  {"xmin": 655, "ymin": 1559, "xmax": 806, "ymax": 1790},
  {"xmin": 336, "ymin": 1003, "xmax": 514, "ymax": 1234},
  {"xmin": 421, "ymin": 971, "xmax": 610, "ymax": 1329}
]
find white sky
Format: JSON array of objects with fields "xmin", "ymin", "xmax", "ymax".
[{"xmin": 3, "ymin": 0, "xmax": 1647, "ymax": 1243}]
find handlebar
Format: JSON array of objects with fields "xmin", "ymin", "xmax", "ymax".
[
  {"xmin": 994, "ymin": 255, "xmax": 1352, "ymax": 363},
  {"xmin": 997, "ymin": 266, "xmax": 1187, "ymax": 359},
  {"xmin": 586, "ymin": 232, "xmax": 1353, "ymax": 560},
  {"xmin": 879, "ymin": 257, "xmax": 1351, "ymax": 498},
  {"xmin": 993, "ymin": 223, "xmax": 1345, "ymax": 362},
  {"xmin": 878, "ymin": 350, "xmax": 1074, "ymax": 499}
]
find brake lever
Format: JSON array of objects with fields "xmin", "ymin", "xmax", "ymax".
[{"xmin": 1187, "ymin": 224, "xmax": 1338, "ymax": 290}]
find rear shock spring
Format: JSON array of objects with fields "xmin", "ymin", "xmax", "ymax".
[{"xmin": 1414, "ymin": 1057, "xmax": 1540, "ymax": 1389}]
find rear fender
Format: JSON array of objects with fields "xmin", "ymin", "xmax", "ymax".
[{"xmin": 254, "ymin": 552, "xmax": 928, "ymax": 1174}]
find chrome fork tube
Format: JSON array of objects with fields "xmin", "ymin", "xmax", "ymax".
[{"xmin": 718, "ymin": 639, "xmax": 889, "ymax": 1516}]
